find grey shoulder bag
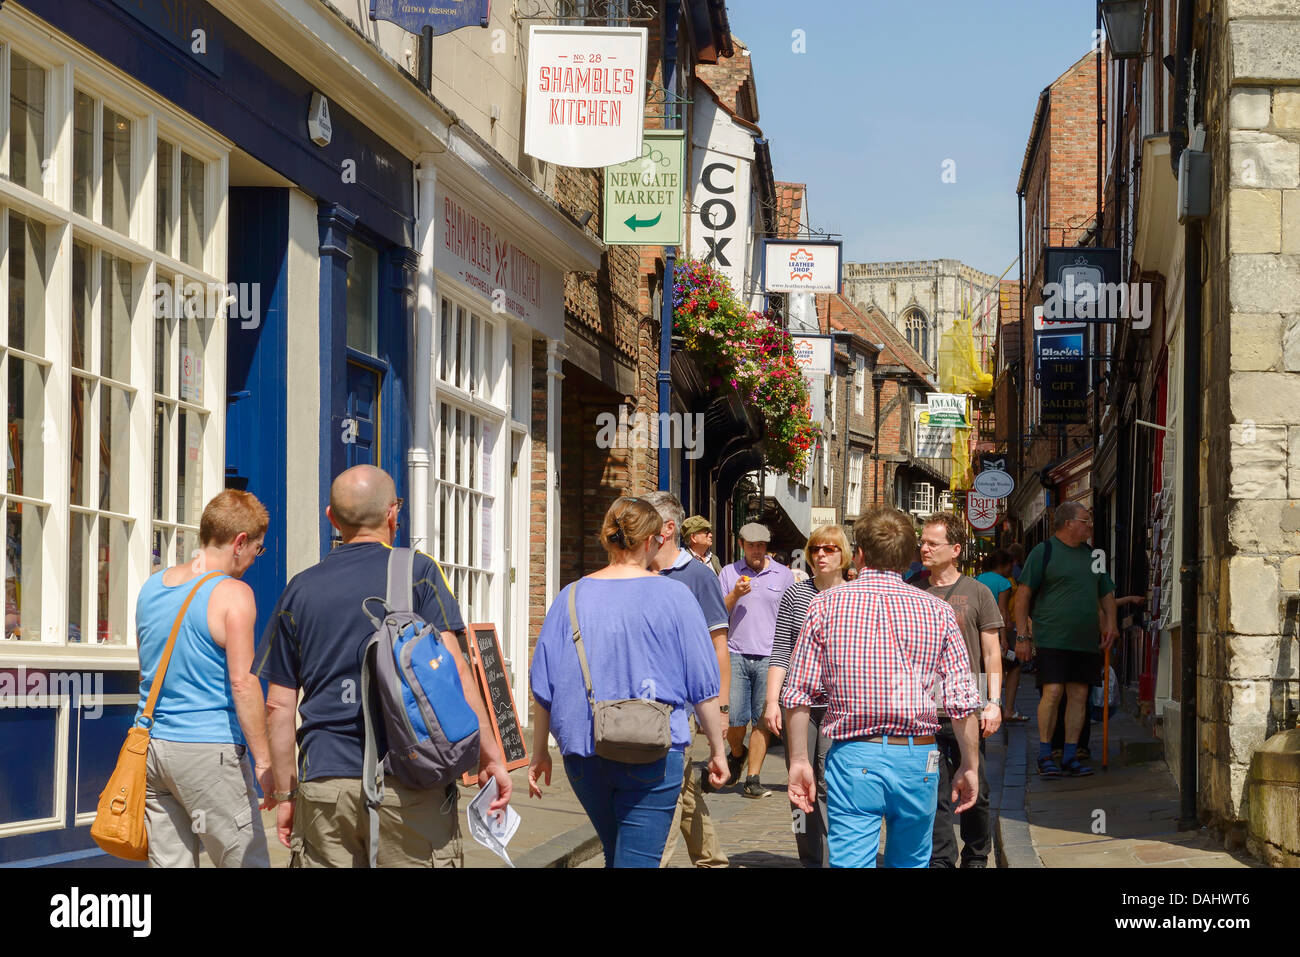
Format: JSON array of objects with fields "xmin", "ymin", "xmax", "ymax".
[{"xmin": 568, "ymin": 579, "xmax": 673, "ymax": 764}]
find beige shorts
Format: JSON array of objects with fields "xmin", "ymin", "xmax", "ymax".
[
  {"xmin": 289, "ymin": 776, "xmax": 462, "ymax": 868},
  {"xmin": 145, "ymin": 738, "xmax": 270, "ymax": 868}
]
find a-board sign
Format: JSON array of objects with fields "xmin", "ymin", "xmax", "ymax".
[{"xmin": 460, "ymin": 624, "xmax": 528, "ymax": 782}]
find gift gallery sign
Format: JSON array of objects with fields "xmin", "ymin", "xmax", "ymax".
[
  {"xmin": 524, "ymin": 26, "xmax": 648, "ymax": 167},
  {"xmin": 761, "ymin": 240, "xmax": 842, "ymax": 294}
]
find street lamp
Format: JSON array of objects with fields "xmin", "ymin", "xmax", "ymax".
[{"xmin": 1099, "ymin": 0, "xmax": 1147, "ymax": 59}]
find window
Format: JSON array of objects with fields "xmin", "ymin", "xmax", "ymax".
[
  {"xmin": 1, "ymin": 30, "xmax": 224, "ymax": 648},
  {"xmin": 904, "ymin": 308, "xmax": 929, "ymax": 366},
  {"xmin": 853, "ymin": 354, "xmax": 866, "ymax": 415},
  {"xmin": 829, "ymin": 376, "xmax": 838, "ymax": 434},
  {"xmin": 910, "ymin": 483, "xmax": 934, "ymax": 515},
  {"xmin": 68, "ymin": 90, "xmax": 136, "ymax": 235},
  {"xmin": 847, "ymin": 450, "xmax": 864, "ymax": 516},
  {"xmin": 433, "ymin": 295, "xmax": 505, "ymax": 626},
  {"xmin": 346, "ymin": 237, "xmax": 379, "ymax": 356},
  {"xmin": 438, "ymin": 297, "xmax": 497, "ymax": 401}
]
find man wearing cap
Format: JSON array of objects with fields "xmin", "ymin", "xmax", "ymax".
[
  {"xmin": 683, "ymin": 515, "xmax": 722, "ymax": 575},
  {"xmin": 718, "ymin": 522, "xmax": 793, "ymax": 798}
]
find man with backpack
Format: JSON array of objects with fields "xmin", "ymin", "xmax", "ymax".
[
  {"xmin": 256, "ymin": 465, "xmax": 510, "ymax": 866},
  {"xmin": 1013, "ymin": 502, "xmax": 1118, "ymax": 778}
]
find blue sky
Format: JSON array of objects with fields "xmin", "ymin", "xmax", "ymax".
[{"xmin": 724, "ymin": 0, "xmax": 1100, "ymax": 277}]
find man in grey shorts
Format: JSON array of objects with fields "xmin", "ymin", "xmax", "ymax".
[{"xmin": 257, "ymin": 466, "xmax": 510, "ymax": 867}]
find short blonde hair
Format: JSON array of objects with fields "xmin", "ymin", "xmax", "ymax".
[
  {"xmin": 806, "ymin": 524, "xmax": 852, "ymax": 572},
  {"xmin": 599, "ymin": 496, "xmax": 663, "ymax": 554},
  {"xmin": 852, "ymin": 507, "xmax": 916, "ymax": 574},
  {"xmin": 199, "ymin": 490, "xmax": 269, "ymax": 548}
]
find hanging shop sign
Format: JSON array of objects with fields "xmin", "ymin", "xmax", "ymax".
[
  {"xmin": 524, "ymin": 26, "xmax": 648, "ymax": 168},
  {"xmin": 978, "ymin": 453, "xmax": 1008, "ymax": 473},
  {"xmin": 972, "ymin": 468, "xmax": 1014, "ymax": 499},
  {"xmin": 688, "ymin": 148, "xmax": 751, "ymax": 295},
  {"xmin": 967, "ymin": 492, "xmax": 1000, "ymax": 531},
  {"xmin": 761, "ymin": 240, "xmax": 843, "ymax": 294},
  {"xmin": 1032, "ymin": 304, "xmax": 1084, "ymax": 333},
  {"xmin": 1035, "ymin": 330, "xmax": 1088, "ymax": 425},
  {"xmin": 603, "ymin": 130, "xmax": 684, "ymax": 245},
  {"xmin": 369, "ymin": 0, "xmax": 492, "ymax": 35},
  {"xmin": 915, "ymin": 409, "xmax": 952, "ymax": 459},
  {"xmin": 791, "ymin": 335, "xmax": 834, "ymax": 377},
  {"xmin": 926, "ymin": 393, "xmax": 968, "ymax": 428},
  {"xmin": 1042, "ymin": 247, "xmax": 1125, "ymax": 323}
]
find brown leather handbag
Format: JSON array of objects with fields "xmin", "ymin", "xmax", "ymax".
[{"xmin": 91, "ymin": 572, "xmax": 220, "ymax": 860}]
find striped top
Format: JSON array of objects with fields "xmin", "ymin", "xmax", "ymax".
[{"xmin": 770, "ymin": 578, "xmax": 825, "ymax": 673}]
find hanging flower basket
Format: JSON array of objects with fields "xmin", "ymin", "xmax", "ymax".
[{"xmin": 672, "ymin": 259, "xmax": 819, "ymax": 476}]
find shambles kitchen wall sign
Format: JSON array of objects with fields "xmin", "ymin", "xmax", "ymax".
[
  {"xmin": 761, "ymin": 240, "xmax": 842, "ymax": 294},
  {"xmin": 525, "ymin": 25, "xmax": 648, "ymax": 168},
  {"xmin": 370, "ymin": 0, "xmax": 492, "ymax": 35}
]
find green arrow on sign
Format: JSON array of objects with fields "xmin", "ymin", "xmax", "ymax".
[{"xmin": 624, "ymin": 211, "xmax": 662, "ymax": 231}]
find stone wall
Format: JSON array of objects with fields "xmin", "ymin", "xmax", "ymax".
[{"xmin": 1204, "ymin": 0, "xmax": 1300, "ymax": 858}]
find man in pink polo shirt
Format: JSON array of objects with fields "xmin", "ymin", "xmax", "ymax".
[{"xmin": 718, "ymin": 523, "xmax": 793, "ymax": 798}]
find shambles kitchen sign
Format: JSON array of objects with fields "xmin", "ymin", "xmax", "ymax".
[
  {"xmin": 761, "ymin": 240, "xmax": 843, "ymax": 294},
  {"xmin": 525, "ymin": 26, "xmax": 648, "ymax": 168},
  {"xmin": 370, "ymin": 0, "xmax": 491, "ymax": 34},
  {"xmin": 603, "ymin": 130, "xmax": 684, "ymax": 245}
]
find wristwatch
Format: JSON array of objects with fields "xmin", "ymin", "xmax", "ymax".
[
  {"xmin": 272, "ymin": 788, "xmax": 299, "ymax": 801},
  {"xmin": 987, "ymin": 696, "xmax": 1003, "ymax": 709},
  {"xmin": 719, "ymin": 705, "xmax": 730, "ymax": 715},
  {"xmin": 1015, "ymin": 635, "xmax": 1031, "ymax": 642}
]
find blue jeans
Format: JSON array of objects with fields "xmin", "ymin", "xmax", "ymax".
[
  {"xmin": 563, "ymin": 751, "xmax": 685, "ymax": 868},
  {"xmin": 728, "ymin": 653, "xmax": 769, "ymax": 727},
  {"xmin": 824, "ymin": 739, "xmax": 941, "ymax": 868}
]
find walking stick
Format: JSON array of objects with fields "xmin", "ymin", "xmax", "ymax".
[{"xmin": 1101, "ymin": 644, "xmax": 1111, "ymax": 771}]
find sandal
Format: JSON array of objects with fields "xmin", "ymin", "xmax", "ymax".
[
  {"xmin": 1007, "ymin": 711, "xmax": 1030, "ymax": 722},
  {"xmin": 1036, "ymin": 756, "xmax": 1062, "ymax": 778},
  {"xmin": 1062, "ymin": 756, "xmax": 1094, "ymax": 777}
]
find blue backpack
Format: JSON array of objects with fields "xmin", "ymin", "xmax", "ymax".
[{"xmin": 360, "ymin": 548, "xmax": 480, "ymax": 866}]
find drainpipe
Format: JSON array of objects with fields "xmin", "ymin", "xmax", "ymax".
[
  {"xmin": 1171, "ymin": 0, "xmax": 1200, "ymax": 831},
  {"xmin": 409, "ymin": 156, "xmax": 438, "ymax": 552},
  {"xmin": 657, "ymin": 5, "xmax": 680, "ymax": 490}
]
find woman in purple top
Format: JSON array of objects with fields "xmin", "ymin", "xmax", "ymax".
[{"xmin": 527, "ymin": 497, "xmax": 729, "ymax": 867}]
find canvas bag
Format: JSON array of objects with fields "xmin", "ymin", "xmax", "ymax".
[
  {"xmin": 91, "ymin": 572, "xmax": 222, "ymax": 860},
  {"xmin": 567, "ymin": 579, "xmax": 672, "ymax": 764}
]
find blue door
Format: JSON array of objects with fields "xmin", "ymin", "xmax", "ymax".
[{"xmin": 345, "ymin": 358, "xmax": 382, "ymax": 467}]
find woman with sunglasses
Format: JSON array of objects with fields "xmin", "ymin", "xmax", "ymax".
[
  {"xmin": 763, "ymin": 524, "xmax": 853, "ymax": 867},
  {"xmin": 527, "ymin": 496, "xmax": 730, "ymax": 867}
]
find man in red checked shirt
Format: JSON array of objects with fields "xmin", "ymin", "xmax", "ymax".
[{"xmin": 782, "ymin": 507, "xmax": 983, "ymax": 868}]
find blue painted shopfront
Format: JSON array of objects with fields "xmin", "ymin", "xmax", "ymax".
[{"xmin": 0, "ymin": 0, "xmax": 416, "ymax": 864}]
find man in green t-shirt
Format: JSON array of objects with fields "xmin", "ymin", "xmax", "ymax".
[{"xmin": 1013, "ymin": 502, "xmax": 1117, "ymax": 778}]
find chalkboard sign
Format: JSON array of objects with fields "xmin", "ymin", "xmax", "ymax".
[{"xmin": 462, "ymin": 623, "xmax": 528, "ymax": 775}]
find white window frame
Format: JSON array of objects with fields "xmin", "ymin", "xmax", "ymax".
[
  {"xmin": 853, "ymin": 354, "xmax": 866, "ymax": 415},
  {"xmin": 431, "ymin": 288, "xmax": 508, "ymax": 641},
  {"xmin": 0, "ymin": 10, "xmax": 229, "ymax": 664},
  {"xmin": 847, "ymin": 449, "xmax": 864, "ymax": 516}
]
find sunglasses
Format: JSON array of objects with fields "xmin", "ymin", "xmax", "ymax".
[{"xmin": 808, "ymin": 544, "xmax": 841, "ymax": 555}]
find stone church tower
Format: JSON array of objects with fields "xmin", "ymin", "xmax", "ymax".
[{"xmin": 841, "ymin": 260, "xmax": 1002, "ymax": 371}]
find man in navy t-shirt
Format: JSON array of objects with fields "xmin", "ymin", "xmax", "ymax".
[
  {"xmin": 256, "ymin": 465, "xmax": 509, "ymax": 867},
  {"xmin": 645, "ymin": 491, "xmax": 730, "ymax": 868}
]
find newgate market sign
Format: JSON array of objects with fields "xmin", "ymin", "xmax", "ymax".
[
  {"xmin": 603, "ymin": 130, "xmax": 684, "ymax": 246},
  {"xmin": 524, "ymin": 26, "xmax": 648, "ymax": 168}
]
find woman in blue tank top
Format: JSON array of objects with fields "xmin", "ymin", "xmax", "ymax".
[{"xmin": 134, "ymin": 490, "xmax": 274, "ymax": 868}]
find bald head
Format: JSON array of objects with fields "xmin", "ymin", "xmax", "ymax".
[{"xmin": 329, "ymin": 465, "xmax": 397, "ymax": 534}]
